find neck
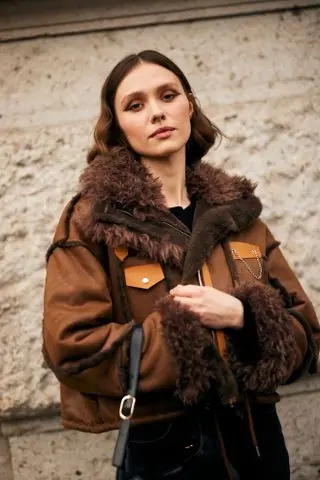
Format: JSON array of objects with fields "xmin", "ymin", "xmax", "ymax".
[{"xmin": 141, "ymin": 149, "xmax": 189, "ymax": 208}]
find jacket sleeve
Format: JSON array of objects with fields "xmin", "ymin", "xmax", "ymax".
[
  {"xmin": 265, "ymin": 227, "xmax": 320, "ymax": 380},
  {"xmin": 226, "ymin": 224, "xmax": 320, "ymax": 393},
  {"xmin": 42, "ymin": 208, "xmax": 177, "ymax": 398}
]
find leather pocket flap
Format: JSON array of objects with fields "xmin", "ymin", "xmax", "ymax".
[
  {"xmin": 230, "ymin": 242, "xmax": 262, "ymax": 259},
  {"xmin": 124, "ymin": 263, "xmax": 165, "ymax": 289}
]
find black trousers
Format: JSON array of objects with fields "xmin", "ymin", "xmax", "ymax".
[{"xmin": 116, "ymin": 404, "xmax": 290, "ymax": 480}]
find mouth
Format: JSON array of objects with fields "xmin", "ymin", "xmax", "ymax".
[{"xmin": 150, "ymin": 127, "xmax": 176, "ymax": 138}]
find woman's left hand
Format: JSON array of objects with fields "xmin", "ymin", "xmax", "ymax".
[{"xmin": 170, "ymin": 285, "xmax": 244, "ymax": 330}]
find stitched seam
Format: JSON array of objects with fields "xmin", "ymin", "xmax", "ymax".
[
  {"xmin": 268, "ymin": 276, "xmax": 317, "ymax": 377},
  {"xmin": 114, "ymin": 254, "xmax": 134, "ymax": 392},
  {"xmin": 46, "ymin": 241, "xmax": 101, "ymax": 264},
  {"xmin": 43, "ymin": 325, "xmax": 134, "ymax": 377},
  {"xmin": 46, "ymin": 193, "xmax": 83, "ymax": 263},
  {"xmin": 64, "ymin": 193, "xmax": 82, "ymax": 239},
  {"xmin": 287, "ymin": 308, "xmax": 318, "ymax": 377},
  {"xmin": 161, "ymin": 262, "xmax": 174, "ymax": 291},
  {"xmin": 222, "ymin": 241, "xmax": 239, "ymax": 286},
  {"xmin": 265, "ymin": 240, "xmax": 281, "ymax": 257}
]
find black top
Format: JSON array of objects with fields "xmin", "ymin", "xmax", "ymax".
[{"xmin": 169, "ymin": 197, "xmax": 196, "ymax": 232}]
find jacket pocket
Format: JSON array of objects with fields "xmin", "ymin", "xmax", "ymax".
[
  {"xmin": 230, "ymin": 241, "xmax": 265, "ymax": 283},
  {"xmin": 124, "ymin": 263, "xmax": 165, "ymax": 289},
  {"xmin": 123, "ymin": 263, "xmax": 167, "ymax": 323}
]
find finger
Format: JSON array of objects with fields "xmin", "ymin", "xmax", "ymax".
[
  {"xmin": 170, "ymin": 284, "xmax": 203, "ymax": 297},
  {"xmin": 172, "ymin": 296, "xmax": 200, "ymax": 307}
]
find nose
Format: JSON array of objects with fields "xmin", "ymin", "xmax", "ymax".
[{"xmin": 149, "ymin": 99, "xmax": 166, "ymax": 123}]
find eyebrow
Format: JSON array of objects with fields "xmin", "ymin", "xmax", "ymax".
[{"xmin": 120, "ymin": 82, "xmax": 180, "ymax": 107}]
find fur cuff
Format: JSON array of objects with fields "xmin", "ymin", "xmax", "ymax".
[
  {"xmin": 156, "ymin": 295, "xmax": 238, "ymax": 405},
  {"xmin": 227, "ymin": 283, "xmax": 297, "ymax": 392}
]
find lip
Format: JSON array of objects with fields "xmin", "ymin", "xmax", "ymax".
[{"xmin": 150, "ymin": 127, "xmax": 176, "ymax": 138}]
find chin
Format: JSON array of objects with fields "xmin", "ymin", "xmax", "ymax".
[
  {"xmin": 147, "ymin": 141, "xmax": 187, "ymax": 158},
  {"xmin": 156, "ymin": 148, "xmax": 181, "ymax": 158}
]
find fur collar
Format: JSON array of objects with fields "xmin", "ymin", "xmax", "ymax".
[
  {"xmin": 77, "ymin": 152, "xmax": 262, "ymax": 280},
  {"xmin": 80, "ymin": 152, "xmax": 257, "ymax": 219}
]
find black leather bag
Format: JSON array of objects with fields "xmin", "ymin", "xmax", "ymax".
[
  {"xmin": 117, "ymin": 413, "xmax": 239, "ymax": 480},
  {"xmin": 112, "ymin": 325, "xmax": 239, "ymax": 480}
]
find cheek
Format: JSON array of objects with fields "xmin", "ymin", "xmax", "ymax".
[
  {"xmin": 172, "ymin": 101, "xmax": 192, "ymax": 133},
  {"xmin": 119, "ymin": 115, "xmax": 145, "ymax": 148},
  {"xmin": 175, "ymin": 101, "xmax": 191, "ymax": 119}
]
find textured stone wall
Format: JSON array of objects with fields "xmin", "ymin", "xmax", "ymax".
[
  {"xmin": 1, "ymin": 391, "xmax": 320, "ymax": 479},
  {"xmin": 0, "ymin": 7, "xmax": 319, "ymax": 478}
]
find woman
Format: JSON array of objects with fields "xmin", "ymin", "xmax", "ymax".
[{"xmin": 43, "ymin": 50, "xmax": 320, "ymax": 480}]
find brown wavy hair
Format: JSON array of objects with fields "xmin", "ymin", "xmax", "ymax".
[{"xmin": 87, "ymin": 50, "xmax": 224, "ymax": 165}]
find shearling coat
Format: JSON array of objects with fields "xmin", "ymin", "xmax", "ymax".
[{"xmin": 43, "ymin": 154, "xmax": 320, "ymax": 433}]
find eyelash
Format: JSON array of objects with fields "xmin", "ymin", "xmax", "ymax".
[{"xmin": 126, "ymin": 92, "xmax": 179, "ymax": 111}]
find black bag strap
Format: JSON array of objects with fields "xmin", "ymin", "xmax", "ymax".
[{"xmin": 112, "ymin": 324, "xmax": 144, "ymax": 468}]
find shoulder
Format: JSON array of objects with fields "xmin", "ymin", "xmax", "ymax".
[
  {"xmin": 47, "ymin": 194, "xmax": 104, "ymax": 264},
  {"xmin": 233, "ymin": 218, "xmax": 281, "ymax": 258},
  {"xmin": 52, "ymin": 194, "xmax": 93, "ymax": 243}
]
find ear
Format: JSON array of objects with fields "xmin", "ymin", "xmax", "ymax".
[
  {"xmin": 189, "ymin": 102, "xmax": 194, "ymax": 119},
  {"xmin": 188, "ymin": 93, "xmax": 194, "ymax": 119}
]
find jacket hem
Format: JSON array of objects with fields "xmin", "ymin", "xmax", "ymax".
[{"xmin": 61, "ymin": 393, "xmax": 280, "ymax": 433}]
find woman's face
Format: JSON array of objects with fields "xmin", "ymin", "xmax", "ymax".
[{"xmin": 114, "ymin": 62, "xmax": 193, "ymax": 159}]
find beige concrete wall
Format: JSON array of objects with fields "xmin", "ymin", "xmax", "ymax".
[{"xmin": 0, "ymin": 7, "xmax": 319, "ymax": 479}]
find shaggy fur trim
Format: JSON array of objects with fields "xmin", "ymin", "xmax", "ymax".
[
  {"xmin": 94, "ymin": 223, "xmax": 185, "ymax": 270},
  {"xmin": 77, "ymin": 153, "xmax": 262, "ymax": 269},
  {"xmin": 186, "ymin": 161, "xmax": 257, "ymax": 205},
  {"xmin": 80, "ymin": 153, "xmax": 257, "ymax": 220},
  {"xmin": 226, "ymin": 283, "xmax": 297, "ymax": 392},
  {"xmin": 182, "ymin": 196, "xmax": 262, "ymax": 283},
  {"xmin": 80, "ymin": 152, "xmax": 168, "ymax": 222},
  {"xmin": 156, "ymin": 295, "xmax": 238, "ymax": 405}
]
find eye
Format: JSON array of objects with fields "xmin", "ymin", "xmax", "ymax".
[
  {"xmin": 162, "ymin": 92, "xmax": 179, "ymax": 101},
  {"xmin": 127, "ymin": 101, "xmax": 143, "ymax": 112}
]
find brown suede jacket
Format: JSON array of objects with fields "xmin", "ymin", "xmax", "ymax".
[{"xmin": 43, "ymin": 155, "xmax": 320, "ymax": 433}]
